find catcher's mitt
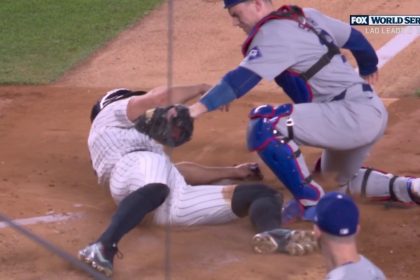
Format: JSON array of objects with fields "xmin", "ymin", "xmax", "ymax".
[{"xmin": 135, "ymin": 104, "xmax": 194, "ymax": 147}]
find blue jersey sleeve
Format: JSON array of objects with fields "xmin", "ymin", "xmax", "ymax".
[
  {"xmin": 200, "ymin": 66, "xmax": 261, "ymax": 111},
  {"xmin": 342, "ymin": 28, "xmax": 378, "ymax": 76}
]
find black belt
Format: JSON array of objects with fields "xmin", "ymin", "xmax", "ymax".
[{"xmin": 331, "ymin": 84, "xmax": 373, "ymax": 102}]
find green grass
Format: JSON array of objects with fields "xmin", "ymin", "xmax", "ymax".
[
  {"xmin": 415, "ymin": 89, "xmax": 420, "ymax": 97},
  {"xmin": 0, "ymin": 0, "xmax": 163, "ymax": 84}
]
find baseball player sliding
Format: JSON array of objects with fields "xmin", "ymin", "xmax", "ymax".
[
  {"xmin": 78, "ymin": 84, "xmax": 317, "ymax": 277},
  {"xmin": 188, "ymin": 0, "xmax": 420, "ymax": 226}
]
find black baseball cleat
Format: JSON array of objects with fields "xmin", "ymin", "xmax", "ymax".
[
  {"xmin": 78, "ymin": 242, "xmax": 119, "ymax": 277},
  {"xmin": 252, "ymin": 228, "xmax": 317, "ymax": 255}
]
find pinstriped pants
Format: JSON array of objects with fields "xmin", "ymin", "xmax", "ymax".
[{"xmin": 109, "ymin": 151, "xmax": 238, "ymax": 226}]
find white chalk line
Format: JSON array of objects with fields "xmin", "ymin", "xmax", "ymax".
[
  {"xmin": 1, "ymin": 27, "xmax": 419, "ymax": 230},
  {"xmin": 357, "ymin": 26, "xmax": 419, "ymax": 106},
  {"xmin": 0, "ymin": 212, "xmax": 82, "ymax": 229},
  {"xmin": 377, "ymin": 26, "xmax": 420, "ymax": 69},
  {"xmin": 377, "ymin": 26, "xmax": 419, "ymax": 105}
]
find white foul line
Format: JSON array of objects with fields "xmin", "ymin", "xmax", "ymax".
[
  {"xmin": 377, "ymin": 26, "xmax": 420, "ymax": 69},
  {"xmin": 356, "ymin": 26, "xmax": 418, "ymax": 106},
  {"xmin": 0, "ymin": 213, "xmax": 81, "ymax": 229}
]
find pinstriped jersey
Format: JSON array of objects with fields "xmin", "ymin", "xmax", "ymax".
[{"xmin": 88, "ymin": 97, "xmax": 165, "ymax": 185}]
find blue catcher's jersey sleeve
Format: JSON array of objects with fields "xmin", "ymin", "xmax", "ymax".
[
  {"xmin": 342, "ymin": 28, "xmax": 378, "ymax": 76},
  {"xmin": 200, "ymin": 67, "xmax": 261, "ymax": 111}
]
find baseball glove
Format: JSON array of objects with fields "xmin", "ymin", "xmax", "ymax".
[{"xmin": 135, "ymin": 104, "xmax": 194, "ymax": 147}]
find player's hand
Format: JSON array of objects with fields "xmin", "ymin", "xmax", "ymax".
[
  {"xmin": 362, "ymin": 71, "xmax": 379, "ymax": 85},
  {"xmin": 234, "ymin": 162, "xmax": 264, "ymax": 181},
  {"xmin": 189, "ymin": 102, "xmax": 208, "ymax": 118}
]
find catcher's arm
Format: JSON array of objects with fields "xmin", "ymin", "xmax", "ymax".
[
  {"xmin": 163, "ymin": 84, "xmax": 211, "ymax": 105},
  {"xmin": 127, "ymin": 84, "xmax": 210, "ymax": 122}
]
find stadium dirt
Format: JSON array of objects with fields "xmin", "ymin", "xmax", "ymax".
[{"xmin": 1, "ymin": 0, "xmax": 420, "ymax": 279}]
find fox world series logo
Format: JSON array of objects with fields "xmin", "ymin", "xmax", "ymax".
[{"xmin": 350, "ymin": 15, "xmax": 420, "ymax": 34}]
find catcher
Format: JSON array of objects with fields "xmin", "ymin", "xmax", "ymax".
[{"xmin": 78, "ymin": 84, "xmax": 317, "ymax": 277}]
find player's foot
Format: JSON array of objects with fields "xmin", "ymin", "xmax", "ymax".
[
  {"xmin": 78, "ymin": 242, "xmax": 118, "ymax": 277},
  {"xmin": 252, "ymin": 228, "xmax": 317, "ymax": 255},
  {"xmin": 385, "ymin": 177, "xmax": 420, "ymax": 208},
  {"xmin": 281, "ymin": 199, "xmax": 316, "ymax": 226},
  {"xmin": 408, "ymin": 178, "xmax": 420, "ymax": 204}
]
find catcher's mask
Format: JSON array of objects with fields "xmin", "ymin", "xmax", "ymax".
[{"xmin": 90, "ymin": 88, "xmax": 147, "ymax": 122}]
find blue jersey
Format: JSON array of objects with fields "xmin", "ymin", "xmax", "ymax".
[{"xmin": 326, "ymin": 255, "xmax": 386, "ymax": 280}]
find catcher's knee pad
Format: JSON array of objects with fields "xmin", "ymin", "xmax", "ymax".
[
  {"xmin": 247, "ymin": 104, "xmax": 322, "ymax": 206},
  {"xmin": 231, "ymin": 183, "xmax": 282, "ymax": 217}
]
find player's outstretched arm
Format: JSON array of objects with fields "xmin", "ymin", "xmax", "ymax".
[
  {"xmin": 162, "ymin": 84, "xmax": 212, "ymax": 105},
  {"xmin": 175, "ymin": 161, "xmax": 263, "ymax": 185},
  {"xmin": 189, "ymin": 66, "xmax": 261, "ymax": 118}
]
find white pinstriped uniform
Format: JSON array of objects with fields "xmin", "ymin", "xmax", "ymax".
[{"xmin": 88, "ymin": 97, "xmax": 237, "ymax": 226}]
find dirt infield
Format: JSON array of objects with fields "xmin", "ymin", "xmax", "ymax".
[{"xmin": 1, "ymin": 1, "xmax": 420, "ymax": 279}]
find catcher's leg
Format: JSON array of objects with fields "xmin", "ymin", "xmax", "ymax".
[
  {"xmin": 316, "ymin": 148, "xmax": 420, "ymax": 206},
  {"xmin": 247, "ymin": 104, "xmax": 324, "ymax": 209},
  {"xmin": 316, "ymin": 143, "xmax": 373, "ymax": 186},
  {"xmin": 347, "ymin": 168, "xmax": 420, "ymax": 206}
]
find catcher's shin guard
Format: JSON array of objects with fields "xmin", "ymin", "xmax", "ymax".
[
  {"xmin": 247, "ymin": 104, "xmax": 323, "ymax": 207},
  {"xmin": 347, "ymin": 167, "xmax": 420, "ymax": 206}
]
